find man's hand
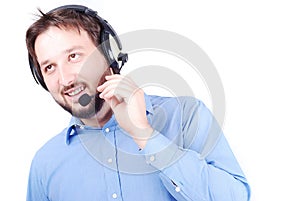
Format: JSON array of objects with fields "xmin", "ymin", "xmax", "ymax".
[{"xmin": 97, "ymin": 72, "xmax": 153, "ymax": 149}]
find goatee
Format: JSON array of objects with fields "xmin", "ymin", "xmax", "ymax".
[{"xmin": 57, "ymin": 92, "xmax": 105, "ymax": 119}]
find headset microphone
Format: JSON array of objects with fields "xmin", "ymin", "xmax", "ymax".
[{"xmin": 78, "ymin": 93, "xmax": 93, "ymax": 107}]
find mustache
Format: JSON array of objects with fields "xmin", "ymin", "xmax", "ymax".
[
  {"xmin": 61, "ymin": 82, "xmax": 86, "ymax": 95},
  {"xmin": 61, "ymin": 67, "xmax": 112, "ymax": 95}
]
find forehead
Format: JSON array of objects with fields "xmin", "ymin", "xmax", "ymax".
[{"xmin": 34, "ymin": 26, "xmax": 96, "ymax": 62}]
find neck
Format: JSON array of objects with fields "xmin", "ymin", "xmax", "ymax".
[{"xmin": 80, "ymin": 102, "xmax": 113, "ymax": 127}]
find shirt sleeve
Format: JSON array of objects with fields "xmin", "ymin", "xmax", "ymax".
[
  {"xmin": 26, "ymin": 156, "xmax": 49, "ymax": 201},
  {"xmin": 141, "ymin": 98, "xmax": 251, "ymax": 201}
]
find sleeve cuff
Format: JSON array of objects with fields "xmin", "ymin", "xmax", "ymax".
[{"xmin": 140, "ymin": 130, "xmax": 185, "ymax": 170}]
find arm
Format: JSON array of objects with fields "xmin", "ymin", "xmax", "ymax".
[
  {"xmin": 141, "ymin": 98, "xmax": 250, "ymax": 201},
  {"xmin": 98, "ymin": 74, "xmax": 250, "ymax": 200},
  {"xmin": 27, "ymin": 157, "xmax": 49, "ymax": 201}
]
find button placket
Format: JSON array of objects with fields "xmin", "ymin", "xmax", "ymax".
[{"xmin": 101, "ymin": 127, "xmax": 122, "ymax": 201}]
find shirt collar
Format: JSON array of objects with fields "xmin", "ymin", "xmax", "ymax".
[
  {"xmin": 65, "ymin": 93, "xmax": 154, "ymax": 145},
  {"xmin": 144, "ymin": 93, "xmax": 154, "ymax": 115},
  {"xmin": 65, "ymin": 117, "xmax": 82, "ymax": 145}
]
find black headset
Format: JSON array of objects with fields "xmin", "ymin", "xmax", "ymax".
[{"xmin": 28, "ymin": 4, "xmax": 128, "ymax": 91}]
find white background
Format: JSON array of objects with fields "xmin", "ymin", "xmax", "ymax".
[{"xmin": 0, "ymin": 0, "xmax": 299, "ymax": 200}]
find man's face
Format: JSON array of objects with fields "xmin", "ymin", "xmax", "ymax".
[{"xmin": 34, "ymin": 26, "xmax": 109, "ymax": 118}]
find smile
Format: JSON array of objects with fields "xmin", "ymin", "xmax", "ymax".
[{"xmin": 67, "ymin": 86, "xmax": 84, "ymax": 96}]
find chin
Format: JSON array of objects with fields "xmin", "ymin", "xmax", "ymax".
[{"xmin": 56, "ymin": 96, "xmax": 105, "ymax": 119}]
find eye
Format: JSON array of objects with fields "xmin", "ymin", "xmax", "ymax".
[
  {"xmin": 43, "ymin": 65, "xmax": 55, "ymax": 74},
  {"xmin": 68, "ymin": 53, "xmax": 80, "ymax": 62}
]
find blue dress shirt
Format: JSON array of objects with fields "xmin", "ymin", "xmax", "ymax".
[{"xmin": 27, "ymin": 94, "xmax": 250, "ymax": 201}]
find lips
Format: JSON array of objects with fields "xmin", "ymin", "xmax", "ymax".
[{"xmin": 64, "ymin": 86, "xmax": 85, "ymax": 97}]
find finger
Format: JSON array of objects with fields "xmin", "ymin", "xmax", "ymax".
[
  {"xmin": 105, "ymin": 74, "xmax": 136, "ymax": 89},
  {"xmin": 97, "ymin": 79, "xmax": 119, "ymax": 93},
  {"xmin": 105, "ymin": 95, "xmax": 122, "ymax": 110},
  {"xmin": 105, "ymin": 73, "xmax": 125, "ymax": 80},
  {"xmin": 99, "ymin": 77, "xmax": 138, "ymax": 98},
  {"xmin": 99, "ymin": 82, "xmax": 118, "ymax": 99},
  {"xmin": 97, "ymin": 75, "xmax": 135, "ymax": 94},
  {"xmin": 101, "ymin": 84, "xmax": 134, "ymax": 101}
]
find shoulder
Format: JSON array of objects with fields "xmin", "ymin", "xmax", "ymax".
[
  {"xmin": 31, "ymin": 128, "xmax": 68, "ymax": 167},
  {"xmin": 147, "ymin": 94, "xmax": 207, "ymax": 113},
  {"xmin": 147, "ymin": 94, "xmax": 212, "ymax": 130}
]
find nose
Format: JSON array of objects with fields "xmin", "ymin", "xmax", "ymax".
[{"xmin": 57, "ymin": 64, "xmax": 77, "ymax": 86}]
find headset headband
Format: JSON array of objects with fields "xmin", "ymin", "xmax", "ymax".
[{"xmin": 28, "ymin": 4, "xmax": 128, "ymax": 91}]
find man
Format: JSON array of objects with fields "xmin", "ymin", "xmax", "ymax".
[{"xmin": 26, "ymin": 5, "xmax": 250, "ymax": 201}]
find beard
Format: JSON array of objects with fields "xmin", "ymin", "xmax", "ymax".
[
  {"xmin": 57, "ymin": 92, "xmax": 105, "ymax": 119},
  {"xmin": 54, "ymin": 67, "xmax": 111, "ymax": 119}
]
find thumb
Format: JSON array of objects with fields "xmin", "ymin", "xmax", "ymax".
[{"xmin": 107, "ymin": 95, "xmax": 122, "ymax": 110}]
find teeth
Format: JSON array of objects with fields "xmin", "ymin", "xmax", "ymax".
[{"xmin": 68, "ymin": 86, "xmax": 84, "ymax": 96}]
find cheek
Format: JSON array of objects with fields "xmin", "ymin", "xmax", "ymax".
[
  {"xmin": 79, "ymin": 51, "xmax": 108, "ymax": 80},
  {"xmin": 97, "ymin": 68, "xmax": 111, "ymax": 85},
  {"xmin": 79, "ymin": 59, "xmax": 108, "ymax": 85},
  {"xmin": 43, "ymin": 76, "xmax": 60, "ymax": 94}
]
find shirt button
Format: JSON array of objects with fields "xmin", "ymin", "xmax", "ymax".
[
  {"xmin": 149, "ymin": 155, "xmax": 155, "ymax": 162},
  {"xmin": 112, "ymin": 193, "xmax": 118, "ymax": 199},
  {"xmin": 107, "ymin": 158, "xmax": 113, "ymax": 163},
  {"xmin": 175, "ymin": 186, "xmax": 181, "ymax": 192},
  {"xmin": 105, "ymin": 128, "xmax": 110, "ymax": 133}
]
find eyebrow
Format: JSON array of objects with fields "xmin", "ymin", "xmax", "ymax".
[{"xmin": 39, "ymin": 45, "xmax": 85, "ymax": 67}]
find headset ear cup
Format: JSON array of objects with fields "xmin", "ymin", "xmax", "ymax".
[{"xmin": 100, "ymin": 30, "xmax": 120, "ymax": 73}]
